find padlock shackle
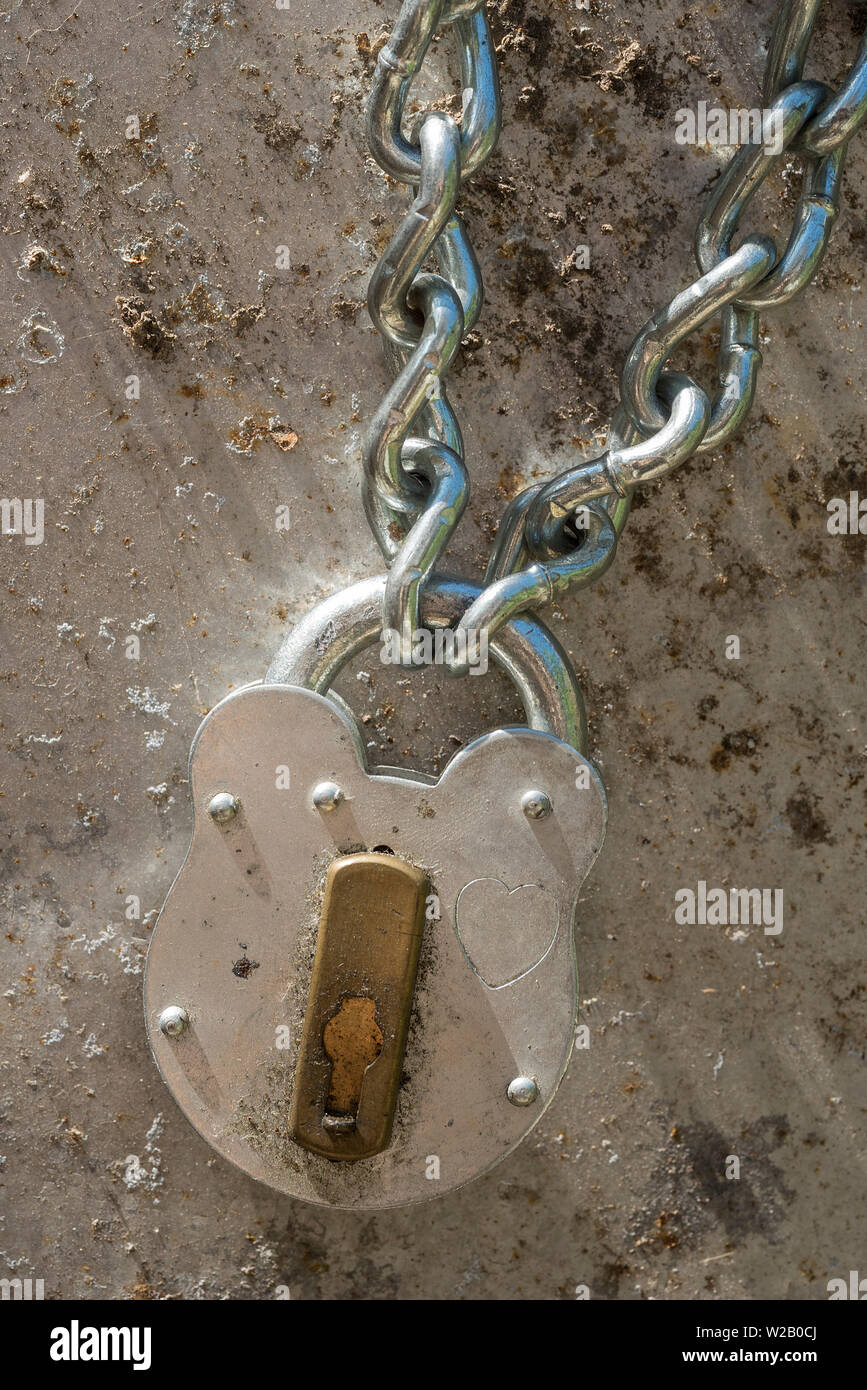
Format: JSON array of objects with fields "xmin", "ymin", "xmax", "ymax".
[{"xmin": 264, "ymin": 575, "xmax": 587, "ymax": 752}]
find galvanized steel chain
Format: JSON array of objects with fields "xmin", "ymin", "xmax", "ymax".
[
  {"xmin": 499, "ymin": 0, "xmax": 867, "ymax": 621},
  {"xmin": 363, "ymin": 0, "xmax": 867, "ymax": 670},
  {"xmin": 363, "ymin": 0, "xmax": 500, "ymax": 660}
]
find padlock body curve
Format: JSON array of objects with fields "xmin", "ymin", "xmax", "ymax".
[{"xmin": 144, "ymin": 682, "xmax": 606, "ymax": 1208}]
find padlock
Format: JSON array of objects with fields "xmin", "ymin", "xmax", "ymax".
[{"xmin": 144, "ymin": 576, "xmax": 607, "ymax": 1208}]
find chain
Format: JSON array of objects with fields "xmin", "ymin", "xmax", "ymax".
[
  {"xmin": 362, "ymin": 0, "xmax": 500, "ymax": 657},
  {"xmin": 488, "ymin": 0, "xmax": 867, "ymax": 636},
  {"xmin": 363, "ymin": 1, "xmax": 867, "ymax": 673}
]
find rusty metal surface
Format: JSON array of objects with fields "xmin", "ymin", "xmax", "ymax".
[{"xmin": 1, "ymin": 0, "xmax": 865, "ymax": 1297}]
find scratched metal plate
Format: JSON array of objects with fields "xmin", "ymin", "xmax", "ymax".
[{"xmin": 144, "ymin": 682, "xmax": 607, "ymax": 1208}]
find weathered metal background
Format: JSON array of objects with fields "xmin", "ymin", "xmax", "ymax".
[{"xmin": 1, "ymin": 0, "xmax": 864, "ymax": 1299}]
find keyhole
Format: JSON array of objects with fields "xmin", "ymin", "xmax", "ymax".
[{"xmin": 322, "ymin": 996, "xmax": 383, "ymax": 1134}]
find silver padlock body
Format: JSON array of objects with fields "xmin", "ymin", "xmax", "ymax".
[{"xmin": 144, "ymin": 682, "xmax": 606, "ymax": 1208}]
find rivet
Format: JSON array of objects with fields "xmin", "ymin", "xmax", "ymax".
[
  {"xmin": 159, "ymin": 1005, "xmax": 189, "ymax": 1038},
  {"xmin": 208, "ymin": 791, "xmax": 240, "ymax": 824},
  {"xmin": 521, "ymin": 789, "xmax": 552, "ymax": 820},
  {"xmin": 313, "ymin": 781, "xmax": 344, "ymax": 813},
  {"xmin": 507, "ymin": 1076, "xmax": 539, "ymax": 1107}
]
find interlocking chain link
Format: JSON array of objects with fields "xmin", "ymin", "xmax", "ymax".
[
  {"xmin": 511, "ymin": 0, "xmax": 867, "ymax": 599},
  {"xmin": 362, "ymin": 0, "xmax": 500, "ymax": 655},
  {"xmin": 362, "ymin": 1, "xmax": 866, "ymax": 671}
]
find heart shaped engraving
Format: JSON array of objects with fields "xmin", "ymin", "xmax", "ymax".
[{"xmin": 454, "ymin": 878, "xmax": 560, "ymax": 989}]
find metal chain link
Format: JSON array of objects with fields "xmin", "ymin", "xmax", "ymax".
[
  {"xmin": 515, "ymin": 0, "xmax": 867, "ymax": 581},
  {"xmin": 362, "ymin": 0, "xmax": 500, "ymax": 658},
  {"xmin": 362, "ymin": 1, "xmax": 866, "ymax": 673}
]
